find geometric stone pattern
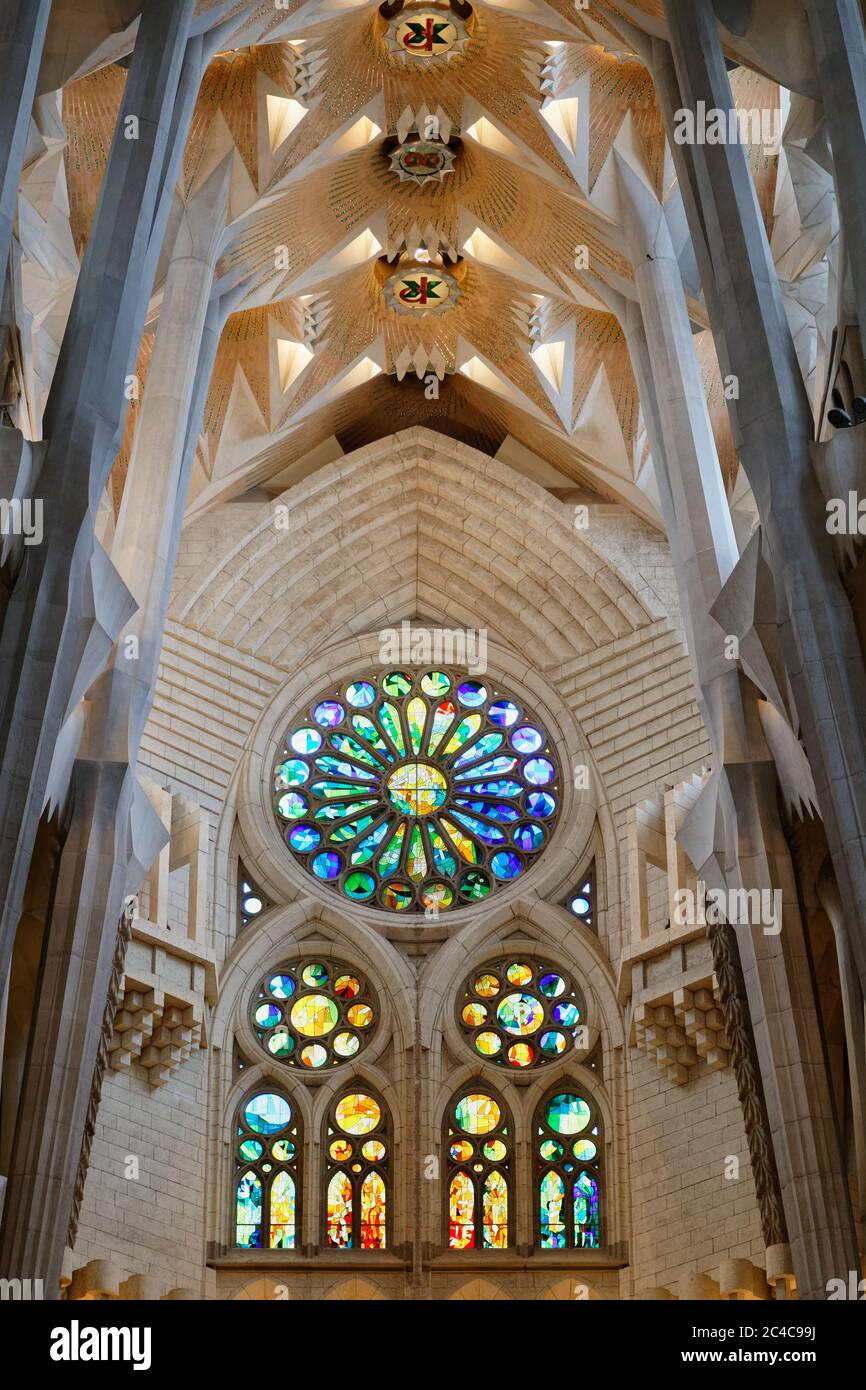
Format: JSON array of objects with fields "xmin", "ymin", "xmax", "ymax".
[
  {"xmin": 636, "ymin": 1247, "xmax": 795, "ymax": 1302},
  {"xmin": 105, "ymin": 912, "xmax": 215, "ymax": 1088},
  {"xmin": 108, "ymin": 983, "xmax": 203, "ymax": 1088},
  {"xmin": 633, "ymin": 978, "xmax": 730, "ymax": 1086}
]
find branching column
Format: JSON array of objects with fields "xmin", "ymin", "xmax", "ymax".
[
  {"xmin": 0, "ymin": 165, "xmax": 235, "ymax": 1290},
  {"xmin": 805, "ymin": 0, "xmax": 866, "ymax": 362},
  {"xmin": 609, "ymin": 159, "xmax": 858, "ymax": 1294},
  {"xmin": 660, "ymin": 0, "xmax": 866, "ymax": 1010},
  {"xmin": 0, "ymin": 0, "xmax": 51, "ymax": 287},
  {"xmin": 0, "ymin": 0, "xmax": 198, "ymax": 1001}
]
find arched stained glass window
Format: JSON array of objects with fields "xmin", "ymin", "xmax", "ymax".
[
  {"xmin": 457, "ymin": 956, "xmax": 586, "ymax": 1069},
  {"xmin": 234, "ymin": 1090, "xmax": 301, "ymax": 1249},
  {"xmin": 324, "ymin": 1089, "xmax": 389, "ymax": 1249},
  {"xmin": 445, "ymin": 1089, "xmax": 511, "ymax": 1249},
  {"xmin": 250, "ymin": 958, "xmax": 378, "ymax": 1070},
  {"xmin": 272, "ymin": 668, "xmax": 560, "ymax": 914},
  {"xmin": 535, "ymin": 1088, "xmax": 601, "ymax": 1249}
]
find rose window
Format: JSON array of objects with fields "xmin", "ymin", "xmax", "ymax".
[
  {"xmin": 250, "ymin": 960, "xmax": 377, "ymax": 1070},
  {"xmin": 457, "ymin": 958, "xmax": 586, "ymax": 1069},
  {"xmin": 272, "ymin": 668, "xmax": 560, "ymax": 913}
]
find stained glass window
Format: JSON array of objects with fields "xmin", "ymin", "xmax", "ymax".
[
  {"xmin": 445, "ymin": 1089, "xmax": 511, "ymax": 1249},
  {"xmin": 272, "ymin": 668, "xmax": 560, "ymax": 913},
  {"xmin": 325, "ymin": 1089, "xmax": 389, "ymax": 1249},
  {"xmin": 457, "ymin": 956, "xmax": 587, "ymax": 1070},
  {"xmin": 250, "ymin": 959, "xmax": 377, "ymax": 1070},
  {"xmin": 238, "ymin": 862, "xmax": 268, "ymax": 928},
  {"xmin": 535, "ymin": 1087, "xmax": 601, "ymax": 1249},
  {"xmin": 234, "ymin": 1090, "xmax": 300, "ymax": 1249},
  {"xmin": 568, "ymin": 864, "xmax": 594, "ymax": 927}
]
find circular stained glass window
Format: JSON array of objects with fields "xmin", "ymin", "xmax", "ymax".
[
  {"xmin": 457, "ymin": 958, "xmax": 586, "ymax": 1069},
  {"xmin": 250, "ymin": 960, "xmax": 377, "ymax": 1070},
  {"xmin": 273, "ymin": 669, "xmax": 560, "ymax": 913}
]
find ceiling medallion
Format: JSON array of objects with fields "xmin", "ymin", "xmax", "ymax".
[
  {"xmin": 383, "ymin": 263, "xmax": 460, "ymax": 316},
  {"xmin": 388, "ymin": 137, "xmax": 457, "ymax": 186},
  {"xmin": 386, "ymin": 9, "xmax": 469, "ymax": 65}
]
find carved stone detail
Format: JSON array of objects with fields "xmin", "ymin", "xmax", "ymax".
[
  {"xmin": 67, "ymin": 899, "xmax": 134, "ymax": 1247},
  {"xmin": 708, "ymin": 919, "xmax": 788, "ymax": 1248}
]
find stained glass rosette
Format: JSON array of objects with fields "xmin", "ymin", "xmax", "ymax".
[
  {"xmin": 235, "ymin": 1091, "xmax": 300, "ymax": 1249},
  {"xmin": 273, "ymin": 669, "xmax": 559, "ymax": 914},
  {"xmin": 537, "ymin": 1091, "xmax": 601, "ymax": 1249},
  {"xmin": 457, "ymin": 958, "xmax": 586, "ymax": 1070},
  {"xmin": 250, "ymin": 960, "xmax": 377, "ymax": 1070}
]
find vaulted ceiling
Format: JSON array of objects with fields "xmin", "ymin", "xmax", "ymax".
[{"xmin": 42, "ymin": 0, "xmax": 788, "ymax": 529}]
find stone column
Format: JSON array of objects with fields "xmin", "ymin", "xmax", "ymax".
[
  {"xmin": 805, "ymin": 0, "xmax": 866, "ymax": 361},
  {"xmin": 0, "ymin": 758, "xmax": 132, "ymax": 1289},
  {"xmin": 0, "ymin": 165, "xmax": 234, "ymax": 1290},
  {"xmin": 659, "ymin": 0, "xmax": 866, "ymax": 1014},
  {"xmin": 0, "ymin": 0, "xmax": 198, "ymax": 999},
  {"xmin": 607, "ymin": 159, "xmax": 858, "ymax": 1295},
  {"xmin": 0, "ymin": 0, "xmax": 52, "ymax": 285},
  {"xmin": 816, "ymin": 867, "xmax": 866, "ymax": 1251}
]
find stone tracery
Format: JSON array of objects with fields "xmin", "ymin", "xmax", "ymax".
[{"xmin": 0, "ymin": 0, "xmax": 863, "ymax": 1319}]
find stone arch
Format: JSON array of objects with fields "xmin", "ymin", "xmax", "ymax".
[
  {"xmin": 232, "ymin": 1277, "xmax": 290, "ymax": 1300},
  {"xmin": 322, "ymin": 1277, "xmax": 385, "ymax": 1300},
  {"xmin": 228, "ymin": 1080, "xmax": 304, "ymax": 1256},
  {"xmin": 218, "ymin": 1055, "xmax": 402, "ymax": 1252},
  {"xmin": 440, "ymin": 1073, "xmax": 518, "ymax": 1250},
  {"xmin": 529, "ymin": 1073, "xmax": 607, "ymax": 1251},
  {"xmin": 172, "ymin": 429, "xmax": 660, "ymax": 667},
  {"xmin": 174, "ymin": 428, "xmax": 661, "ymax": 947},
  {"xmin": 539, "ymin": 1277, "xmax": 603, "ymax": 1300},
  {"xmin": 213, "ymin": 903, "xmax": 411, "ymax": 1066},
  {"xmin": 421, "ymin": 896, "xmax": 623, "ymax": 1059},
  {"xmin": 318, "ymin": 1074, "xmax": 394, "ymax": 1253},
  {"xmin": 449, "ymin": 1278, "xmax": 510, "ymax": 1300}
]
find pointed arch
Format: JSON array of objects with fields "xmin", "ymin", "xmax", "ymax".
[
  {"xmin": 323, "ymin": 1085, "xmax": 391, "ymax": 1249},
  {"xmin": 232, "ymin": 1086, "xmax": 301, "ymax": 1250},
  {"xmin": 444, "ymin": 1082, "xmax": 513, "ymax": 1250},
  {"xmin": 533, "ymin": 1082, "xmax": 602, "ymax": 1249}
]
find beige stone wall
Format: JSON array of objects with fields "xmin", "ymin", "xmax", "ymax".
[
  {"xmin": 627, "ymin": 1054, "xmax": 764, "ymax": 1296},
  {"xmin": 73, "ymin": 1054, "xmax": 210, "ymax": 1293},
  {"xmin": 70, "ymin": 431, "xmax": 765, "ymax": 1300}
]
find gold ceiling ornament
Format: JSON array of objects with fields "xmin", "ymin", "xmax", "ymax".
[
  {"xmin": 382, "ymin": 260, "xmax": 462, "ymax": 316},
  {"xmin": 381, "ymin": 4, "xmax": 472, "ymax": 67},
  {"xmin": 388, "ymin": 136, "xmax": 457, "ymax": 185}
]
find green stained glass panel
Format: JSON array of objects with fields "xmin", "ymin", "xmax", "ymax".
[
  {"xmin": 350, "ymin": 820, "xmax": 391, "ymax": 864},
  {"xmin": 407, "ymin": 824, "xmax": 427, "ymax": 881},
  {"xmin": 443, "ymin": 714, "xmax": 482, "ymax": 756},
  {"xmin": 407, "ymin": 697, "xmax": 426, "ymax": 753},
  {"xmin": 378, "ymin": 822, "xmax": 406, "ymax": 876},
  {"xmin": 429, "ymin": 826, "xmax": 457, "ymax": 875},
  {"xmin": 545, "ymin": 1093, "xmax": 591, "ymax": 1135},
  {"xmin": 379, "ymin": 702, "xmax": 405, "ymax": 755}
]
